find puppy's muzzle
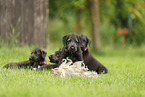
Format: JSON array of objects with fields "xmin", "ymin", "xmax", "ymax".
[
  {"xmin": 29, "ymin": 57, "xmax": 33, "ymax": 61},
  {"xmin": 68, "ymin": 42, "xmax": 77, "ymax": 52},
  {"xmin": 70, "ymin": 46, "xmax": 75, "ymax": 50},
  {"xmin": 29, "ymin": 55, "xmax": 36, "ymax": 61}
]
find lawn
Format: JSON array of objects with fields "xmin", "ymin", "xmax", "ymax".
[{"xmin": 0, "ymin": 46, "xmax": 145, "ymax": 97}]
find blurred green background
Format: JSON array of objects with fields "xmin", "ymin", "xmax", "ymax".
[
  {"xmin": 0, "ymin": 0, "xmax": 145, "ymax": 50},
  {"xmin": 48, "ymin": 0, "xmax": 145, "ymax": 48}
]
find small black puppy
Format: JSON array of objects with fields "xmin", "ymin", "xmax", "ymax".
[
  {"xmin": 48, "ymin": 49, "xmax": 62, "ymax": 64},
  {"xmin": 80, "ymin": 34, "xmax": 108, "ymax": 74},
  {"xmin": 4, "ymin": 48, "xmax": 47, "ymax": 69},
  {"xmin": 59, "ymin": 33, "xmax": 83, "ymax": 63},
  {"xmin": 37, "ymin": 49, "xmax": 62, "ymax": 70}
]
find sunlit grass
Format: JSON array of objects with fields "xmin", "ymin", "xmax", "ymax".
[{"xmin": 0, "ymin": 46, "xmax": 145, "ymax": 97}]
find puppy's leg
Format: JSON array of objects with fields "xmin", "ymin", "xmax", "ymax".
[
  {"xmin": 75, "ymin": 47, "xmax": 84, "ymax": 61},
  {"xmin": 96, "ymin": 65, "xmax": 108, "ymax": 74},
  {"xmin": 37, "ymin": 64, "xmax": 59, "ymax": 71},
  {"xmin": 4, "ymin": 60, "xmax": 32, "ymax": 69},
  {"xmin": 58, "ymin": 47, "xmax": 67, "ymax": 65}
]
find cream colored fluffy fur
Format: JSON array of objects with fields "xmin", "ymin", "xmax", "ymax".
[{"xmin": 52, "ymin": 58, "xmax": 98, "ymax": 78}]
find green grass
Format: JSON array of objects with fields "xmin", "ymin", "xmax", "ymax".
[{"xmin": 0, "ymin": 46, "xmax": 145, "ymax": 97}]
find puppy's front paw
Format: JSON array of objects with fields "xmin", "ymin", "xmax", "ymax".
[{"xmin": 97, "ymin": 66, "xmax": 108, "ymax": 74}]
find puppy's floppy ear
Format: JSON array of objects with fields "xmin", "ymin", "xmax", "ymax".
[
  {"xmin": 41, "ymin": 50, "xmax": 47, "ymax": 59},
  {"xmin": 86, "ymin": 36, "xmax": 91, "ymax": 47},
  {"xmin": 62, "ymin": 35, "xmax": 68, "ymax": 45},
  {"xmin": 59, "ymin": 48, "xmax": 62, "ymax": 51},
  {"xmin": 78, "ymin": 35, "xmax": 82, "ymax": 44}
]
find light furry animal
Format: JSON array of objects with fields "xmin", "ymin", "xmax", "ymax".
[{"xmin": 52, "ymin": 58, "xmax": 98, "ymax": 78}]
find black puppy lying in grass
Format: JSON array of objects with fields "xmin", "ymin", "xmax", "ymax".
[
  {"xmin": 80, "ymin": 34, "xmax": 108, "ymax": 74},
  {"xmin": 38, "ymin": 49, "xmax": 62, "ymax": 70},
  {"xmin": 4, "ymin": 48, "xmax": 47, "ymax": 69},
  {"xmin": 48, "ymin": 49, "xmax": 62, "ymax": 64}
]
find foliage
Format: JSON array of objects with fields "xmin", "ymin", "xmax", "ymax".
[
  {"xmin": 0, "ymin": 46, "xmax": 145, "ymax": 97},
  {"xmin": 49, "ymin": 0, "xmax": 145, "ymax": 46},
  {"xmin": 49, "ymin": 0, "xmax": 87, "ymax": 18},
  {"xmin": 99, "ymin": 0, "xmax": 145, "ymax": 46}
]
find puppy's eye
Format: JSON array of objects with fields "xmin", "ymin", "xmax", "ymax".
[
  {"xmin": 75, "ymin": 39, "xmax": 79, "ymax": 43},
  {"xmin": 56, "ymin": 54, "xmax": 59, "ymax": 57},
  {"xmin": 67, "ymin": 39, "xmax": 71, "ymax": 42}
]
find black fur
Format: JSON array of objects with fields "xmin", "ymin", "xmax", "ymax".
[
  {"xmin": 38, "ymin": 33, "xmax": 83, "ymax": 70},
  {"xmin": 46, "ymin": 34, "xmax": 108, "ymax": 74},
  {"xmin": 39, "ymin": 33, "xmax": 108, "ymax": 74},
  {"xmin": 59, "ymin": 33, "xmax": 83, "ymax": 63},
  {"xmin": 37, "ymin": 49, "xmax": 62, "ymax": 70},
  {"xmin": 4, "ymin": 48, "xmax": 47, "ymax": 69},
  {"xmin": 80, "ymin": 34, "xmax": 108, "ymax": 74},
  {"xmin": 48, "ymin": 49, "xmax": 62, "ymax": 64},
  {"xmin": 37, "ymin": 64, "xmax": 58, "ymax": 70}
]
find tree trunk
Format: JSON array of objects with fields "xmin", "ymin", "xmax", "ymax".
[
  {"xmin": 76, "ymin": 9, "xmax": 82, "ymax": 33},
  {"xmin": 33, "ymin": 0, "xmax": 48, "ymax": 47},
  {"xmin": 0, "ymin": 0, "xmax": 48, "ymax": 47},
  {"xmin": 89, "ymin": 0, "xmax": 101, "ymax": 50}
]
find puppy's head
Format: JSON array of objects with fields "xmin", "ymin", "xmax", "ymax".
[
  {"xmin": 79, "ymin": 34, "xmax": 91, "ymax": 51},
  {"xmin": 49, "ymin": 49, "xmax": 62, "ymax": 63},
  {"xmin": 63, "ymin": 33, "xmax": 81, "ymax": 52},
  {"xmin": 29, "ymin": 48, "xmax": 47, "ymax": 62}
]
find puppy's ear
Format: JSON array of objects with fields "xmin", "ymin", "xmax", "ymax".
[
  {"xmin": 59, "ymin": 48, "xmax": 62, "ymax": 51},
  {"xmin": 62, "ymin": 35, "xmax": 68, "ymax": 45},
  {"xmin": 41, "ymin": 50, "xmax": 47, "ymax": 59},
  {"xmin": 78, "ymin": 35, "xmax": 82, "ymax": 44},
  {"xmin": 86, "ymin": 36, "xmax": 91, "ymax": 47},
  {"xmin": 59, "ymin": 48, "xmax": 62, "ymax": 52}
]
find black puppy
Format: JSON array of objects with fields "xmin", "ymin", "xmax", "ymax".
[
  {"xmin": 38, "ymin": 49, "xmax": 62, "ymax": 70},
  {"xmin": 80, "ymin": 34, "xmax": 108, "ymax": 74},
  {"xmin": 4, "ymin": 48, "xmax": 47, "ymax": 69},
  {"xmin": 48, "ymin": 49, "xmax": 62, "ymax": 64},
  {"xmin": 59, "ymin": 33, "xmax": 83, "ymax": 63}
]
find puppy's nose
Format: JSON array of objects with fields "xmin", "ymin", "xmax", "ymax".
[{"xmin": 71, "ymin": 46, "xmax": 75, "ymax": 50}]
